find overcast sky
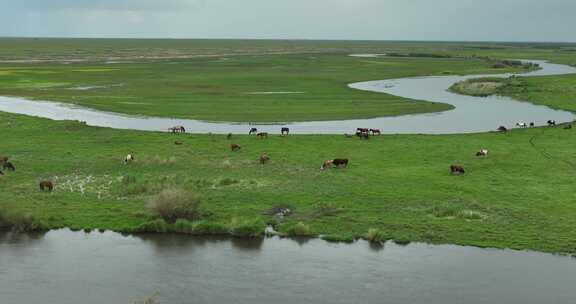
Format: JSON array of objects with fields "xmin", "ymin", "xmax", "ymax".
[{"xmin": 1, "ymin": 0, "xmax": 574, "ymax": 42}]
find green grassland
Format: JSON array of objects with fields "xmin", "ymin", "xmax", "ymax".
[
  {"xmin": 0, "ymin": 39, "xmax": 552, "ymax": 122},
  {"xmin": 1, "ymin": 40, "xmax": 576, "ymax": 254}
]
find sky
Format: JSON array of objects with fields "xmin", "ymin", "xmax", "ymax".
[{"xmin": 0, "ymin": 0, "xmax": 574, "ymax": 42}]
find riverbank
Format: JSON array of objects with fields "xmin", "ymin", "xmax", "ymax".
[{"xmin": 1, "ymin": 107, "xmax": 576, "ymax": 254}]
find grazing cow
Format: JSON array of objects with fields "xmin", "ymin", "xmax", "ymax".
[
  {"xmin": 450, "ymin": 165, "xmax": 465, "ymax": 175},
  {"xmin": 124, "ymin": 153, "xmax": 135, "ymax": 164},
  {"xmin": 356, "ymin": 131, "xmax": 369, "ymax": 140},
  {"xmin": 231, "ymin": 144, "xmax": 241, "ymax": 151},
  {"xmin": 2, "ymin": 162, "xmax": 15, "ymax": 171},
  {"xmin": 249, "ymin": 128, "xmax": 258, "ymax": 135},
  {"xmin": 370, "ymin": 129, "xmax": 381, "ymax": 135},
  {"xmin": 281, "ymin": 127, "xmax": 290, "ymax": 136},
  {"xmin": 227, "ymin": 133, "xmax": 233, "ymax": 140},
  {"xmin": 516, "ymin": 122, "xmax": 527, "ymax": 128},
  {"xmin": 259, "ymin": 153, "xmax": 270, "ymax": 164},
  {"xmin": 497, "ymin": 126, "xmax": 508, "ymax": 132},
  {"xmin": 356, "ymin": 128, "xmax": 369, "ymax": 134},
  {"xmin": 529, "ymin": 122, "xmax": 535, "ymax": 128},
  {"xmin": 321, "ymin": 158, "xmax": 349, "ymax": 170},
  {"xmin": 564, "ymin": 124, "xmax": 573, "ymax": 130},
  {"xmin": 257, "ymin": 132, "xmax": 268, "ymax": 139},
  {"xmin": 476, "ymin": 149, "xmax": 489, "ymax": 157},
  {"xmin": 332, "ymin": 158, "xmax": 349, "ymax": 168},
  {"xmin": 39, "ymin": 181, "xmax": 54, "ymax": 192},
  {"xmin": 169, "ymin": 125, "xmax": 186, "ymax": 134},
  {"xmin": 547, "ymin": 120, "xmax": 557, "ymax": 126},
  {"xmin": 174, "ymin": 141, "xmax": 183, "ymax": 145}
]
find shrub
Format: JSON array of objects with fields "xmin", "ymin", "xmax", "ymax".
[
  {"xmin": 136, "ymin": 219, "xmax": 170, "ymax": 233},
  {"xmin": 286, "ymin": 222, "xmax": 312, "ymax": 237},
  {"xmin": 0, "ymin": 208, "xmax": 39, "ymax": 232},
  {"xmin": 365, "ymin": 228, "xmax": 388, "ymax": 243},
  {"xmin": 147, "ymin": 189, "xmax": 201, "ymax": 223},
  {"xmin": 229, "ymin": 218, "xmax": 265, "ymax": 238}
]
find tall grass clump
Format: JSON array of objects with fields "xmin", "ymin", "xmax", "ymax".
[
  {"xmin": 0, "ymin": 208, "xmax": 40, "ymax": 232},
  {"xmin": 229, "ymin": 218, "xmax": 265, "ymax": 238},
  {"xmin": 147, "ymin": 189, "xmax": 201, "ymax": 223},
  {"xmin": 365, "ymin": 228, "xmax": 388, "ymax": 243},
  {"xmin": 286, "ymin": 222, "xmax": 313, "ymax": 237}
]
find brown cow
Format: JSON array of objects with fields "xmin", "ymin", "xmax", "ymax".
[
  {"xmin": 321, "ymin": 159, "xmax": 349, "ymax": 170},
  {"xmin": 370, "ymin": 129, "xmax": 381, "ymax": 135},
  {"xmin": 450, "ymin": 165, "xmax": 465, "ymax": 175},
  {"xmin": 259, "ymin": 153, "xmax": 270, "ymax": 164},
  {"xmin": 39, "ymin": 181, "xmax": 54, "ymax": 192},
  {"xmin": 231, "ymin": 144, "xmax": 242, "ymax": 151}
]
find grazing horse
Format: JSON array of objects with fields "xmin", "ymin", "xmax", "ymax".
[
  {"xmin": 516, "ymin": 122, "xmax": 527, "ymax": 128},
  {"xmin": 529, "ymin": 122, "xmax": 535, "ymax": 128},
  {"xmin": 259, "ymin": 153, "xmax": 270, "ymax": 164},
  {"xmin": 39, "ymin": 181, "xmax": 54, "ymax": 192},
  {"xmin": 2, "ymin": 162, "xmax": 15, "ymax": 171},
  {"xmin": 547, "ymin": 120, "xmax": 557, "ymax": 126},
  {"xmin": 257, "ymin": 132, "xmax": 268, "ymax": 139},
  {"xmin": 497, "ymin": 126, "xmax": 508, "ymax": 132},
  {"xmin": 124, "ymin": 153, "xmax": 135, "ymax": 164},
  {"xmin": 370, "ymin": 129, "xmax": 381, "ymax": 135},
  {"xmin": 281, "ymin": 127, "xmax": 290, "ymax": 136},
  {"xmin": 249, "ymin": 128, "xmax": 258, "ymax": 135},
  {"xmin": 231, "ymin": 144, "xmax": 241, "ymax": 151},
  {"xmin": 227, "ymin": 133, "xmax": 233, "ymax": 140},
  {"xmin": 450, "ymin": 165, "xmax": 465, "ymax": 175},
  {"xmin": 476, "ymin": 149, "xmax": 489, "ymax": 157},
  {"xmin": 169, "ymin": 126, "xmax": 186, "ymax": 134}
]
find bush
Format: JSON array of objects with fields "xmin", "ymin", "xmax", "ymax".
[
  {"xmin": 365, "ymin": 228, "xmax": 388, "ymax": 243},
  {"xmin": 286, "ymin": 222, "xmax": 312, "ymax": 236},
  {"xmin": 0, "ymin": 208, "xmax": 39, "ymax": 232},
  {"xmin": 147, "ymin": 189, "xmax": 201, "ymax": 223},
  {"xmin": 136, "ymin": 219, "xmax": 170, "ymax": 233},
  {"xmin": 229, "ymin": 218, "xmax": 265, "ymax": 238}
]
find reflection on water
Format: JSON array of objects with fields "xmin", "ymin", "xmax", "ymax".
[
  {"xmin": 0, "ymin": 60, "xmax": 574, "ymax": 135},
  {"xmin": 1, "ymin": 229, "xmax": 575, "ymax": 304}
]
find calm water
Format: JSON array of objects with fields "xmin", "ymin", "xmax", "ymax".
[
  {"xmin": 0, "ymin": 60, "xmax": 573, "ymax": 134},
  {"xmin": 0, "ymin": 229, "xmax": 575, "ymax": 304}
]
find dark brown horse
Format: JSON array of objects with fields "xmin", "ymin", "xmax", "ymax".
[
  {"xmin": 450, "ymin": 165, "xmax": 465, "ymax": 175},
  {"xmin": 39, "ymin": 181, "xmax": 54, "ymax": 192},
  {"xmin": 169, "ymin": 126, "xmax": 186, "ymax": 134},
  {"xmin": 231, "ymin": 144, "xmax": 242, "ymax": 151},
  {"xmin": 2, "ymin": 162, "xmax": 15, "ymax": 171},
  {"xmin": 257, "ymin": 132, "xmax": 268, "ymax": 139}
]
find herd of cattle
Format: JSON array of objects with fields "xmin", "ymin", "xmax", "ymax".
[{"xmin": 1, "ymin": 120, "xmax": 570, "ymax": 192}]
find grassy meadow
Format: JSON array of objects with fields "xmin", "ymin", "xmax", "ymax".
[{"xmin": 0, "ymin": 39, "xmax": 576, "ymax": 254}]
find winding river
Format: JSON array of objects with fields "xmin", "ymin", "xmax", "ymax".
[
  {"xmin": 1, "ymin": 229, "xmax": 576, "ymax": 304},
  {"xmin": 2, "ymin": 59, "xmax": 576, "ymax": 303},
  {"xmin": 0, "ymin": 60, "xmax": 574, "ymax": 134}
]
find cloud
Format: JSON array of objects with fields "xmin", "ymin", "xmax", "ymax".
[{"xmin": 2, "ymin": 0, "xmax": 206, "ymax": 12}]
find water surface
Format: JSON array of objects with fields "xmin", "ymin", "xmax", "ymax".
[{"xmin": 1, "ymin": 229, "xmax": 575, "ymax": 304}]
